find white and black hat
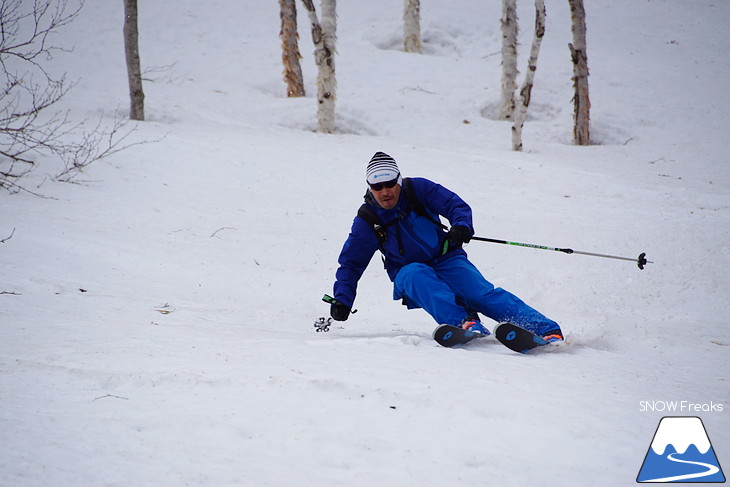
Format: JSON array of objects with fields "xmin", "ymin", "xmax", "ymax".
[{"xmin": 366, "ymin": 152, "xmax": 401, "ymax": 185}]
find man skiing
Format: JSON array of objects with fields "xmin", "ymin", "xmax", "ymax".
[{"xmin": 330, "ymin": 152, "xmax": 563, "ymax": 345}]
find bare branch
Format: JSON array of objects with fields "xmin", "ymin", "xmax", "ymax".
[
  {"xmin": 0, "ymin": 0, "xmax": 158, "ymax": 193},
  {"xmin": 1, "ymin": 0, "xmax": 86, "ymax": 192},
  {"xmin": 53, "ymin": 112, "xmax": 147, "ymax": 182},
  {"xmin": 1, "ymin": 227, "xmax": 15, "ymax": 242},
  {"xmin": 210, "ymin": 227, "xmax": 237, "ymax": 239},
  {"xmin": 93, "ymin": 394, "xmax": 129, "ymax": 401}
]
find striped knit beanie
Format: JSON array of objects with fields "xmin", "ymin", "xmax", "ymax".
[{"xmin": 366, "ymin": 152, "xmax": 401, "ymax": 185}]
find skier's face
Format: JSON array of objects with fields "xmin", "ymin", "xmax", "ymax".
[{"xmin": 370, "ymin": 180, "xmax": 401, "ymax": 210}]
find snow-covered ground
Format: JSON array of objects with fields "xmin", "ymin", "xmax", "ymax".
[{"xmin": 2, "ymin": 1, "xmax": 729, "ymax": 486}]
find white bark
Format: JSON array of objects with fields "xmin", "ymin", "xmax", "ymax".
[
  {"xmin": 569, "ymin": 0, "xmax": 590, "ymax": 145},
  {"xmin": 511, "ymin": 0, "xmax": 545, "ymax": 151},
  {"xmin": 403, "ymin": 0, "xmax": 421, "ymax": 54},
  {"xmin": 301, "ymin": 0, "xmax": 337, "ymax": 133},
  {"xmin": 499, "ymin": 0, "xmax": 518, "ymax": 120}
]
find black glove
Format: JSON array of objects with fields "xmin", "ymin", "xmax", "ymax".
[
  {"xmin": 330, "ymin": 302, "xmax": 351, "ymax": 321},
  {"xmin": 446, "ymin": 225, "xmax": 473, "ymax": 246}
]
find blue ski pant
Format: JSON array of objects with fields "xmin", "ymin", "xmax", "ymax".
[{"xmin": 393, "ymin": 254, "xmax": 560, "ymax": 335}]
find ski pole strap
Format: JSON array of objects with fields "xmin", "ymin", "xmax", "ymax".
[{"xmin": 322, "ymin": 294, "xmax": 358, "ymax": 314}]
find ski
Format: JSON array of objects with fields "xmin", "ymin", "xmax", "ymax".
[
  {"xmin": 494, "ymin": 322, "xmax": 560, "ymax": 353},
  {"xmin": 432, "ymin": 324, "xmax": 483, "ymax": 347}
]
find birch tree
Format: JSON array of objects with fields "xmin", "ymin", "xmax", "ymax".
[
  {"xmin": 279, "ymin": 0, "xmax": 305, "ymax": 97},
  {"xmin": 568, "ymin": 0, "xmax": 590, "ymax": 145},
  {"xmin": 499, "ymin": 0, "xmax": 518, "ymax": 120},
  {"xmin": 403, "ymin": 0, "xmax": 421, "ymax": 54},
  {"xmin": 511, "ymin": 0, "xmax": 545, "ymax": 151},
  {"xmin": 301, "ymin": 0, "xmax": 337, "ymax": 134},
  {"xmin": 123, "ymin": 0, "xmax": 144, "ymax": 121}
]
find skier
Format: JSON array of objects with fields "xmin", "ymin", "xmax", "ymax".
[{"xmin": 330, "ymin": 151, "xmax": 563, "ymax": 343}]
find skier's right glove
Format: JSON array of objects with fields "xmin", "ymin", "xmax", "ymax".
[
  {"xmin": 446, "ymin": 225, "xmax": 473, "ymax": 246},
  {"xmin": 330, "ymin": 302, "xmax": 351, "ymax": 321}
]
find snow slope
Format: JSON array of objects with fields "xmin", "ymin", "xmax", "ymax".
[{"xmin": 1, "ymin": 1, "xmax": 729, "ymax": 486}]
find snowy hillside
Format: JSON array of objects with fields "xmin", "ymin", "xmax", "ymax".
[{"xmin": 1, "ymin": 1, "xmax": 729, "ymax": 486}]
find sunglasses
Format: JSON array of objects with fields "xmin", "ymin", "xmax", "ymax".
[{"xmin": 369, "ymin": 178, "xmax": 399, "ymax": 191}]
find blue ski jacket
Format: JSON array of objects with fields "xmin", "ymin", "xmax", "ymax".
[{"xmin": 333, "ymin": 177, "xmax": 474, "ymax": 308}]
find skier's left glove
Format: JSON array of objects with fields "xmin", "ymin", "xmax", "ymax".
[
  {"xmin": 330, "ymin": 302, "xmax": 351, "ymax": 321},
  {"xmin": 446, "ymin": 225, "xmax": 473, "ymax": 246}
]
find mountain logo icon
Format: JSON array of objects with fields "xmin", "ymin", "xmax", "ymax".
[{"xmin": 637, "ymin": 416, "xmax": 726, "ymax": 483}]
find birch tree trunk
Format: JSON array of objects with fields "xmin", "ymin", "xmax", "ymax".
[
  {"xmin": 511, "ymin": 0, "xmax": 545, "ymax": 151},
  {"xmin": 568, "ymin": 0, "xmax": 590, "ymax": 145},
  {"xmin": 403, "ymin": 0, "xmax": 421, "ymax": 54},
  {"xmin": 499, "ymin": 0, "xmax": 518, "ymax": 120},
  {"xmin": 279, "ymin": 0, "xmax": 305, "ymax": 97},
  {"xmin": 123, "ymin": 0, "xmax": 144, "ymax": 121},
  {"xmin": 301, "ymin": 0, "xmax": 337, "ymax": 134}
]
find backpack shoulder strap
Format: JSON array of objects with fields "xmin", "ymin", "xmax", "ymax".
[
  {"xmin": 357, "ymin": 203, "xmax": 378, "ymax": 226},
  {"xmin": 402, "ymin": 178, "xmax": 424, "ymax": 216},
  {"xmin": 357, "ymin": 203, "xmax": 387, "ymax": 245},
  {"xmin": 402, "ymin": 177, "xmax": 448, "ymax": 230}
]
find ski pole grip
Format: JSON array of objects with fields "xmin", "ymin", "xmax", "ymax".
[{"xmin": 322, "ymin": 294, "xmax": 357, "ymax": 314}]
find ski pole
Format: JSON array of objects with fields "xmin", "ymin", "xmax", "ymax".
[{"xmin": 470, "ymin": 236, "xmax": 652, "ymax": 270}]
